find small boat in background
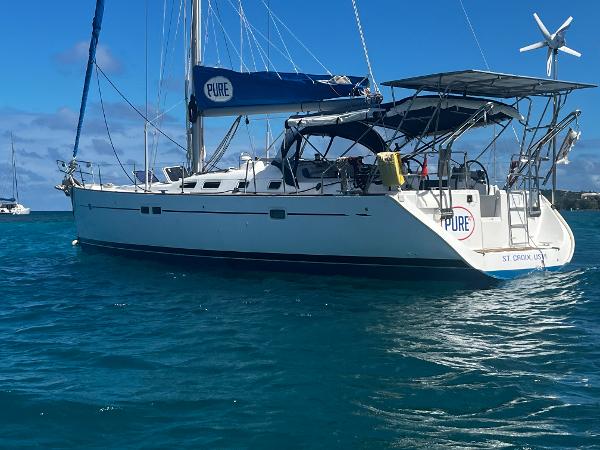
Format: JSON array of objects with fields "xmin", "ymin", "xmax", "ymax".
[{"xmin": 1, "ymin": 134, "xmax": 30, "ymax": 215}]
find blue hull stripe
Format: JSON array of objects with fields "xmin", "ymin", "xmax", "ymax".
[
  {"xmin": 79, "ymin": 238, "xmax": 469, "ymax": 269},
  {"xmin": 484, "ymin": 265, "xmax": 562, "ymax": 280},
  {"xmin": 78, "ymin": 239, "xmax": 562, "ymax": 281}
]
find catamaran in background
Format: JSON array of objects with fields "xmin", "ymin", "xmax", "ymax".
[
  {"xmin": 57, "ymin": 1, "xmax": 595, "ymax": 281},
  {"xmin": 1, "ymin": 134, "xmax": 30, "ymax": 215}
]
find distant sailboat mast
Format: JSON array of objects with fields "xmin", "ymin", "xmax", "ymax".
[
  {"xmin": 11, "ymin": 133, "xmax": 19, "ymax": 203},
  {"xmin": 190, "ymin": 0, "xmax": 205, "ymax": 174}
]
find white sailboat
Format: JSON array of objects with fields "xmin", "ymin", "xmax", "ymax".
[
  {"xmin": 57, "ymin": 1, "xmax": 595, "ymax": 281},
  {"xmin": 1, "ymin": 134, "xmax": 30, "ymax": 215}
]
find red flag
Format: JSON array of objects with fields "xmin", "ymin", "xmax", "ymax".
[{"xmin": 421, "ymin": 156, "xmax": 429, "ymax": 177}]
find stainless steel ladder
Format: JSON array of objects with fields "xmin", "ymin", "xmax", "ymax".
[{"xmin": 507, "ymin": 190, "xmax": 530, "ymax": 246}]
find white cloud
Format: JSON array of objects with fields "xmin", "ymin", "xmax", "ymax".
[
  {"xmin": 55, "ymin": 41, "xmax": 123, "ymax": 74},
  {"xmin": 0, "ymin": 105, "xmax": 187, "ymax": 210}
]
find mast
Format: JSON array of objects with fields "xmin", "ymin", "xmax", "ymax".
[
  {"xmin": 184, "ymin": 1, "xmax": 192, "ymax": 163},
  {"xmin": 144, "ymin": 0, "xmax": 149, "ymax": 191},
  {"xmin": 10, "ymin": 133, "xmax": 18, "ymax": 203},
  {"xmin": 190, "ymin": 0, "xmax": 205, "ymax": 174}
]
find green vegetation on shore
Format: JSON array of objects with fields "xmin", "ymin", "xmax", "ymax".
[{"xmin": 542, "ymin": 190, "xmax": 600, "ymax": 211}]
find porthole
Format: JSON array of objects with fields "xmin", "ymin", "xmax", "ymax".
[
  {"xmin": 203, "ymin": 181, "xmax": 221, "ymax": 189},
  {"xmin": 269, "ymin": 209, "xmax": 286, "ymax": 219}
]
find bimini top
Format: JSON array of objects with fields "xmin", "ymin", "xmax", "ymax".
[
  {"xmin": 382, "ymin": 70, "xmax": 596, "ymax": 98},
  {"xmin": 287, "ymin": 95, "xmax": 523, "ymax": 139}
]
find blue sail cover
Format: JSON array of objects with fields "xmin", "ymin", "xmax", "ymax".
[{"xmin": 193, "ymin": 67, "xmax": 368, "ymax": 114}]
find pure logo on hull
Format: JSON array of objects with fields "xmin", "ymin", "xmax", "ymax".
[
  {"xmin": 204, "ymin": 76, "xmax": 233, "ymax": 102},
  {"xmin": 441, "ymin": 206, "xmax": 475, "ymax": 241}
]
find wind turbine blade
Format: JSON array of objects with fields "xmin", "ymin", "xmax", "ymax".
[
  {"xmin": 533, "ymin": 12, "xmax": 551, "ymax": 40},
  {"xmin": 559, "ymin": 46, "xmax": 582, "ymax": 57},
  {"xmin": 520, "ymin": 41, "xmax": 546, "ymax": 52},
  {"xmin": 556, "ymin": 16, "xmax": 573, "ymax": 34},
  {"xmin": 546, "ymin": 47, "xmax": 553, "ymax": 77}
]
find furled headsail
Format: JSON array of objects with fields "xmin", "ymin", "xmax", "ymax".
[
  {"xmin": 72, "ymin": 0, "xmax": 105, "ymax": 159},
  {"xmin": 192, "ymin": 67, "xmax": 370, "ymax": 117}
]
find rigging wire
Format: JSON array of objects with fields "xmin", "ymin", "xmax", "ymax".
[
  {"xmin": 212, "ymin": 0, "xmax": 234, "ymax": 68},
  {"xmin": 209, "ymin": 2, "xmax": 222, "ymax": 66},
  {"xmin": 152, "ymin": 0, "xmax": 182, "ymax": 168},
  {"xmin": 153, "ymin": 0, "xmax": 169, "ymax": 165},
  {"xmin": 241, "ymin": 7, "xmax": 258, "ymax": 70},
  {"xmin": 233, "ymin": 1, "xmax": 271, "ymax": 73},
  {"xmin": 208, "ymin": 1, "xmax": 250, "ymax": 71},
  {"xmin": 351, "ymin": 0, "xmax": 378, "ymax": 93},
  {"xmin": 202, "ymin": 0, "xmax": 211, "ymax": 60},
  {"xmin": 227, "ymin": 0, "xmax": 310, "ymax": 77},
  {"xmin": 458, "ymin": 0, "xmax": 520, "ymax": 176},
  {"xmin": 204, "ymin": 115, "xmax": 242, "ymax": 171},
  {"xmin": 458, "ymin": 0, "xmax": 490, "ymax": 70},
  {"xmin": 211, "ymin": 0, "xmax": 294, "ymax": 75},
  {"xmin": 95, "ymin": 63, "xmax": 187, "ymax": 151},
  {"xmin": 260, "ymin": 0, "xmax": 332, "ymax": 75},
  {"xmin": 94, "ymin": 65, "xmax": 135, "ymax": 184},
  {"xmin": 239, "ymin": 0, "xmax": 243, "ymax": 71},
  {"xmin": 267, "ymin": 5, "xmax": 298, "ymax": 73}
]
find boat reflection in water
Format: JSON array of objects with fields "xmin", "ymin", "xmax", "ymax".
[{"xmin": 357, "ymin": 269, "xmax": 589, "ymax": 446}]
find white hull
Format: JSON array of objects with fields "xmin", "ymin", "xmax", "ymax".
[
  {"xmin": 0, "ymin": 203, "xmax": 30, "ymax": 215},
  {"xmin": 70, "ymin": 186, "xmax": 574, "ymax": 280}
]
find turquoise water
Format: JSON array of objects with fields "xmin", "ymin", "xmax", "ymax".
[{"xmin": 1, "ymin": 212, "xmax": 599, "ymax": 448}]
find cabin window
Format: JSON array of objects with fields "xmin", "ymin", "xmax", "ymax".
[
  {"xmin": 183, "ymin": 181, "xmax": 197, "ymax": 189},
  {"xmin": 270, "ymin": 209, "xmax": 286, "ymax": 220},
  {"xmin": 140, "ymin": 206, "xmax": 150, "ymax": 214},
  {"xmin": 152, "ymin": 207, "xmax": 162, "ymax": 215},
  {"xmin": 238, "ymin": 181, "xmax": 249, "ymax": 189},
  {"xmin": 164, "ymin": 166, "xmax": 190, "ymax": 182},
  {"xmin": 268, "ymin": 181, "xmax": 282, "ymax": 190},
  {"xmin": 203, "ymin": 181, "xmax": 221, "ymax": 189}
]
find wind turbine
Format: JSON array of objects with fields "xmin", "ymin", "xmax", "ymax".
[{"xmin": 519, "ymin": 13, "xmax": 581, "ymax": 79}]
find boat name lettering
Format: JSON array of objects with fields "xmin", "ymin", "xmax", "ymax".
[
  {"xmin": 444, "ymin": 215, "xmax": 470, "ymax": 232},
  {"xmin": 502, "ymin": 252, "xmax": 547, "ymax": 263},
  {"xmin": 441, "ymin": 206, "xmax": 475, "ymax": 241},
  {"xmin": 204, "ymin": 76, "xmax": 233, "ymax": 102}
]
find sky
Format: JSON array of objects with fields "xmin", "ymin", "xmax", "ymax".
[{"xmin": 0, "ymin": 0, "xmax": 598, "ymax": 210}]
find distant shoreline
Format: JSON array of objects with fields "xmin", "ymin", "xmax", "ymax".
[{"xmin": 542, "ymin": 190, "xmax": 600, "ymax": 211}]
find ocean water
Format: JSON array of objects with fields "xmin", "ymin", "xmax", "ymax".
[{"xmin": 0, "ymin": 212, "xmax": 599, "ymax": 449}]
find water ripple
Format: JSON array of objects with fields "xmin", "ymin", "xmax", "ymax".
[{"xmin": 0, "ymin": 212, "xmax": 598, "ymax": 448}]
